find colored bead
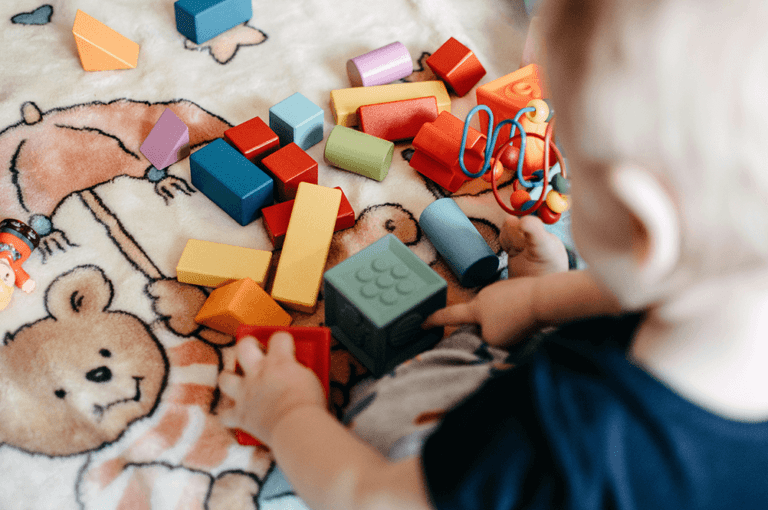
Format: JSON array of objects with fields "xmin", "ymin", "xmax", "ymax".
[
  {"xmin": 545, "ymin": 189, "xmax": 569, "ymax": 214},
  {"xmin": 324, "ymin": 125, "xmax": 394, "ymax": 182},
  {"xmin": 551, "ymin": 173, "xmax": 571, "ymax": 194},
  {"xmin": 510, "ymin": 189, "xmax": 532, "ymax": 210},
  {"xmin": 536, "ymin": 203, "xmax": 561, "ymax": 224},
  {"xmin": 174, "ymin": 0, "xmax": 252, "ymax": 45},
  {"xmin": 140, "ymin": 108, "xmax": 190, "ymax": 170},
  {"xmin": 419, "ymin": 198, "xmax": 498, "ymax": 287},
  {"xmin": 426, "ymin": 37, "xmax": 487, "ymax": 97},
  {"xmin": 358, "ymin": 96, "xmax": 438, "ymax": 141},
  {"xmin": 269, "ymin": 92, "xmax": 324, "ymax": 150},
  {"xmin": 347, "ymin": 42, "xmax": 413, "ymax": 87},
  {"xmin": 524, "ymin": 99, "xmax": 550, "ymax": 124},
  {"xmin": 224, "ymin": 116, "xmax": 279, "ymax": 164}
]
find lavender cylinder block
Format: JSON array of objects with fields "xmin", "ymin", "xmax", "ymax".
[
  {"xmin": 419, "ymin": 198, "xmax": 498, "ymax": 287},
  {"xmin": 347, "ymin": 42, "xmax": 413, "ymax": 87}
]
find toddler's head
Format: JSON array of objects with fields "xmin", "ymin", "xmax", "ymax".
[{"xmin": 542, "ymin": 0, "xmax": 768, "ymax": 309}]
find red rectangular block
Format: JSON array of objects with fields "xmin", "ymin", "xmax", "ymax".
[
  {"xmin": 224, "ymin": 116, "xmax": 280, "ymax": 163},
  {"xmin": 261, "ymin": 186, "xmax": 355, "ymax": 248},
  {"xmin": 426, "ymin": 37, "xmax": 486, "ymax": 97},
  {"xmin": 260, "ymin": 143, "xmax": 319, "ymax": 202},
  {"xmin": 231, "ymin": 325, "xmax": 332, "ymax": 446},
  {"xmin": 358, "ymin": 96, "xmax": 439, "ymax": 141}
]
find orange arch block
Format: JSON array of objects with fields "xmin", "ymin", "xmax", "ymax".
[
  {"xmin": 194, "ymin": 278, "xmax": 292, "ymax": 336},
  {"xmin": 72, "ymin": 10, "xmax": 139, "ymax": 71}
]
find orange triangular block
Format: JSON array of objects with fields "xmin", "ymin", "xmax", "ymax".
[
  {"xmin": 195, "ymin": 278, "xmax": 292, "ymax": 336},
  {"xmin": 72, "ymin": 10, "xmax": 139, "ymax": 71}
]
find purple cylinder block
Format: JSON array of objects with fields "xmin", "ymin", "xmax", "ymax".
[{"xmin": 347, "ymin": 42, "xmax": 413, "ymax": 87}]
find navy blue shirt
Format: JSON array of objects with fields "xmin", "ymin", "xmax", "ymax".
[{"xmin": 421, "ymin": 315, "xmax": 768, "ymax": 509}]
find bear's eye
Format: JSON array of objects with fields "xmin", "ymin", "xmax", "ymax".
[
  {"xmin": 99, "ymin": 349, "xmax": 111, "ymax": 358},
  {"xmin": 54, "ymin": 389, "xmax": 66, "ymax": 399}
]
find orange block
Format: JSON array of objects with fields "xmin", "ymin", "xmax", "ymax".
[
  {"xmin": 271, "ymin": 183, "xmax": 341, "ymax": 313},
  {"xmin": 195, "ymin": 278, "xmax": 292, "ymax": 336},
  {"xmin": 72, "ymin": 10, "xmax": 139, "ymax": 71}
]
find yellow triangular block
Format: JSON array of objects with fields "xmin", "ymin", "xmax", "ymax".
[{"xmin": 72, "ymin": 10, "xmax": 139, "ymax": 71}]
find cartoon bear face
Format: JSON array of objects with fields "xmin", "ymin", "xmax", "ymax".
[{"xmin": 0, "ymin": 265, "xmax": 168, "ymax": 456}]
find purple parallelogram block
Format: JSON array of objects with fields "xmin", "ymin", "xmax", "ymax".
[{"xmin": 140, "ymin": 108, "xmax": 190, "ymax": 170}]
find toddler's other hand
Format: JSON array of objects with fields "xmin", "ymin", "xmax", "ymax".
[
  {"xmin": 501, "ymin": 215, "xmax": 568, "ymax": 277},
  {"xmin": 422, "ymin": 276, "xmax": 539, "ymax": 349},
  {"xmin": 217, "ymin": 332, "xmax": 326, "ymax": 446}
]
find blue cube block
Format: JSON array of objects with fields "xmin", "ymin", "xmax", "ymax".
[
  {"xmin": 324, "ymin": 234, "xmax": 447, "ymax": 376},
  {"xmin": 174, "ymin": 0, "xmax": 252, "ymax": 44},
  {"xmin": 190, "ymin": 138, "xmax": 274, "ymax": 226},
  {"xmin": 269, "ymin": 93, "xmax": 324, "ymax": 150}
]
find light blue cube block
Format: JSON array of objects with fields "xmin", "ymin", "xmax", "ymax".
[
  {"xmin": 174, "ymin": 0, "xmax": 252, "ymax": 45},
  {"xmin": 190, "ymin": 138, "xmax": 274, "ymax": 226},
  {"xmin": 269, "ymin": 93, "xmax": 324, "ymax": 150}
]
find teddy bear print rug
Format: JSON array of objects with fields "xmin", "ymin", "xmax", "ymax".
[{"xmin": 0, "ymin": 0, "xmax": 552, "ymax": 508}]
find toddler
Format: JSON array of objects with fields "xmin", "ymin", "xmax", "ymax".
[{"xmin": 218, "ymin": 0, "xmax": 768, "ymax": 508}]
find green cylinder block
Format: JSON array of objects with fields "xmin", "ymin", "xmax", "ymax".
[{"xmin": 324, "ymin": 125, "xmax": 394, "ymax": 181}]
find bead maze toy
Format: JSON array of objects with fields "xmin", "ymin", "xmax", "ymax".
[{"xmin": 323, "ymin": 233, "xmax": 447, "ymax": 377}]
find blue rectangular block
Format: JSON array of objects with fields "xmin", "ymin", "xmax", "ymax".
[
  {"xmin": 269, "ymin": 93, "xmax": 324, "ymax": 150},
  {"xmin": 174, "ymin": 0, "xmax": 252, "ymax": 44},
  {"xmin": 323, "ymin": 234, "xmax": 447, "ymax": 376},
  {"xmin": 191, "ymin": 138, "xmax": 274, "ymax": 226}
]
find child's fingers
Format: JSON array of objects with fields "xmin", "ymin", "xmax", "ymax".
[
  {"xmin": 267, "ymin": 331, "xmax": 296, "ymax": 361},
  {"xmin": 217, "ymin": 372, "xmax": 241, "ymax": 400},
  {"xmin": 236, "ymin": 336, "xmax": 265, "ymax": 376},
  {"xmin": 422, "ymin": 302, "xmax": 477, "ymax": 328}
]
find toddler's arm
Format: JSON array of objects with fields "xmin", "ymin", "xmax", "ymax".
[
  {"xmin": 218, "ymin": 334, "xmax": 435, "ymax": 510},
  {"xmin": 422, "ymin": 269, "xmax": 622, "ymax": 348}
]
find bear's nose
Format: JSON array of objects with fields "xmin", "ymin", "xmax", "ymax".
[{"xmin": 86, "ymin": 366, "xmax": 112, "ymax": 383}]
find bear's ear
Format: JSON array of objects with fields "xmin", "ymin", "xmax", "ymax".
[{"xmin": 45, "ymin": 265, "xmax": 113, "ymax": 320}]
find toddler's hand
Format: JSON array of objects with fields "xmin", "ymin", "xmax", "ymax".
[
  {"xmin": 422, "ymin": 276, "xmax": 539, "ymax": 349},
  {"xmin": 217, "ymin": 332, "xmax": 326, "ymax": 446}
]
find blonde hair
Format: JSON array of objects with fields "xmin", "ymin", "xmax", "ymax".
[{"xmin": 543, "ymin": 0, "xmax": 768, "ymax": 279}]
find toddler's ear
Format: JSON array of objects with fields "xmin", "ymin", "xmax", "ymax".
[{"xmin": 609, "ymin": 163, "xmax": 681, "ymax": 288}]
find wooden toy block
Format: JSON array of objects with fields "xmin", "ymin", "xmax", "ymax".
[
  {"xmin": 271, "ymin": 183, "xmax": 342, "ymax": 313},
  {"xmin": 190, "ymin": 139, "xmax": 274, "ymax": 226},
  {"xmin": 140, "ymin": 108, "xmax": 190, "ymax": 170},
  {"xmin": 268, "ymin": 93, "xmax": 324, "ymax": 150},
  {"xmin": 476, "ymin": 64, "xmax": 548, "ymax": 173},
  {"xmin": 419, "ymin": 198, "xmax": 498, "ymax": 288},
  {"xmin": 174, "ymin": 0, "xmax": 252, "ymax": 45},
  {"xmin": 324, "ymin": 126, "xmax": 394, "ymax": 181},
  {"xmin": 426, "ymin": 37, "xmax": 486, "ymax": 97},
  {"xmin": 176, "ymin": 239, "xmax": 271, "ymax": 288},
  {"xmin": 260, "ymin": 143, "xmax": 318, "ymax": 202},
  {"xmin": 323, "ymin": 234, "xmax": 447, "ymax": 377},
  {"xmin": 231, "ymin": 325, "xmax": 332, "ymax": 445},
  {"xmin": 330, "ymin": 81, "xmax": 451, "ymax": 127},
  {"xmin": 72, "ymin": 10, "xmax": 139, "ymax": 71},
  {"xmin": 224, "ymin": 116, "xmax": 280, "ymax": 164},
  {"xmin": 409, "ymin": 111, "xmax": 486, "ymax": 192},
  {"xmin": 261, "ymin": 186, "xmax": 354, "ymax": 248},
  {"xmin": 358, "ymin": 96, "xmax": 438, "ymax": 141},
  {"xmin": 195, "ymin": 278, "xmax": 292, "ymax": 336},
  {"xmin": 347, "ymin": 41, "xmax": 413, "ymax": 87}
]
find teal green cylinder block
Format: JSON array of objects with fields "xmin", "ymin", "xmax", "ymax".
[{"xmin": 324, "ymin": 125, "xmax": 394, "ymax": 181}]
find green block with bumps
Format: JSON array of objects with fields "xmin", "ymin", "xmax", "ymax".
[
  {"xmin": 323, "ymin": 234, "xmax": 447, "ymax": 376},
  {"xmin": 324, "ymin": 125, "xmax": 394, "ymax": 181}
]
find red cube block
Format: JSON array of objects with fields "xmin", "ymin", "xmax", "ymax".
[
  {"xmin": 426, "ymin": 37, "xmax": 486, "ymax": 97},
  {"xmin": 261, "ymin": 143, "xmax": 319, "ymax": 201},
  {"xmin": 358, "ymin": 96, "xmax": 439, "ymax": 141},
  {"xmin": 409, "ymin": 111, "xmax": 487, "ymax": 192},
  {"xmin": 261, "ymin": 186, "xmax": 355, "ymax": 248},
  {"xmin": 231, "ymin": 325, "xmax": 332, "ymax": 446},
  {"xmin": 224, "ymin": 116, "xmax": 280, "ymax": 164}
]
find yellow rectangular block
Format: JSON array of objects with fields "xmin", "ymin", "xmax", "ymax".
[
  {"xmin": 72, "ymin": 10, "xmax": 140, "ymax": 71},
  {"xmin": 271, "ymin": 183, "xmax": 342, "ymax": 313},
  {"xmin": 330, "ymin": 81, "xmax": 451, "ymax": 127},
  {"xmin": 176, "ymin": 239, "xmax": 272, "ymax": 288}
]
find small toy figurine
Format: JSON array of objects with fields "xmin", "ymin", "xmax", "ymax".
[{"xmin": 0, "ymin": 219, "xmax": 40, "ymax": 310}]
